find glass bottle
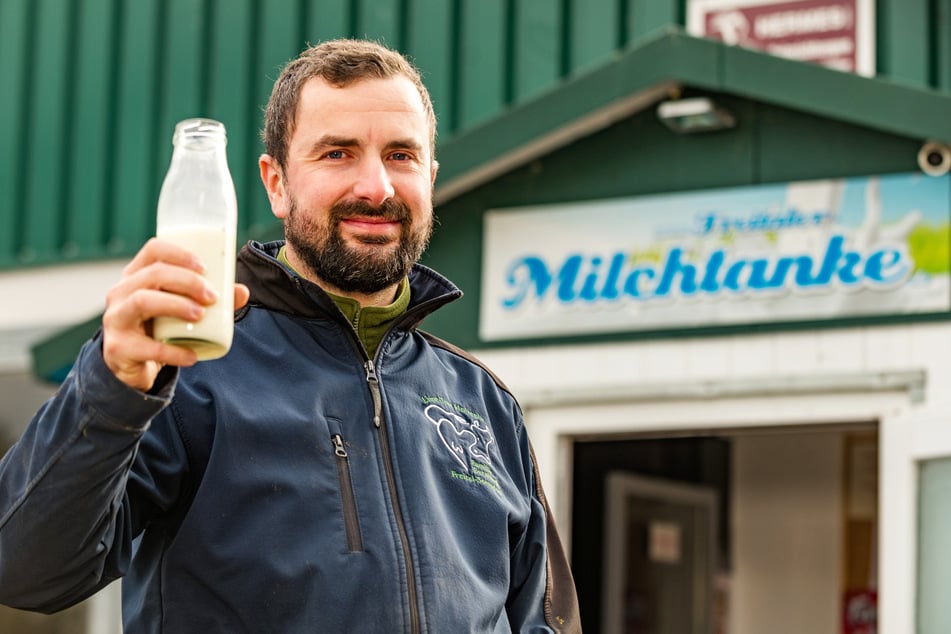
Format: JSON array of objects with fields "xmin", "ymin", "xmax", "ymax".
[{"xmin": 153, "ymin": 118, "xmax": 238, "ymax": 360}]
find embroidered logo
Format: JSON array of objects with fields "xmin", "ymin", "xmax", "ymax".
[{"xmin": 422, "ymin": 400, "xmax": 500, "ymax": 493}]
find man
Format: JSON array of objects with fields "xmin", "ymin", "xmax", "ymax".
[{"xmin": 0, "ymin": 39, "xmax": 580, "ymax": 633}]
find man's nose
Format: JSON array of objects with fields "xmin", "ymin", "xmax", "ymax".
[{"xmin": 352, "ymin": 158, "xmax": 395, "ymax": 207}]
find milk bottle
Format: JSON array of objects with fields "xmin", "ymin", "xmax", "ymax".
[{"xmin": 153, "ymin": 118, "xmax": 238, "ymax": 360}]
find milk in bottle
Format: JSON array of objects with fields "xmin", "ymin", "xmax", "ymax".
[{"xmin": 153, "ymin": 118, "xmax": 238, "ymax": 360}]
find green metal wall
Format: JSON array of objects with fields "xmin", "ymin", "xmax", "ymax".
[
  {"xmin": 0, "ymin": 0, "xmax": 677, "ymax": 270},
  {"xmin": 0, "ymin": 0, "xmax": 949, "ymax": 270}
]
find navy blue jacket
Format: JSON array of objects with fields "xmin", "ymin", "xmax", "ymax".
[{"xmin": 0, "ymin": 241, "xmax": 580, "ymax": 633}]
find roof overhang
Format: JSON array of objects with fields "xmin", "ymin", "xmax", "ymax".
[{"xmin": 434, "ymin": 27, "xmax": 951, "ymax": 205}]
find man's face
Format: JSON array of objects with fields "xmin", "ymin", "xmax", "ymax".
[{"xmin": 261, "ymin": 75, "xmax": 438, "ymax": 296}]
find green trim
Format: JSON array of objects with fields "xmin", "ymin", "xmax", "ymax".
[
  {"xmin": 30, "ymin": 314, "xmax": 101, "ymax": 384},
  {"xmin": 468, "ymin": 312, "xmax": 951, "ymax": 351}
]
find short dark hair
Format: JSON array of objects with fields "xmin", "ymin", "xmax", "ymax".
[{"xmin": 262, "ymin": 39, "xmax": 437, "ymax": 170}]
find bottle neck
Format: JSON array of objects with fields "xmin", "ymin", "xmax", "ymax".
[
  {"xmin": 172, "ymin": 118, "xmax": 228, "ymax": 151},
  {"xmin": 174, "ymin": 134, "xmax": 226, "ymax": 152}
]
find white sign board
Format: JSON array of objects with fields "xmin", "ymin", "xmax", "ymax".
[{"xmin": 480, "ymin": 173, "xmax": 950, "ymax": 341}]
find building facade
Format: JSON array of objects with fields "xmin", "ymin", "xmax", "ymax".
[{"xmin": 3, "ymin": 1, "xmax": 951, "ymax": 632}]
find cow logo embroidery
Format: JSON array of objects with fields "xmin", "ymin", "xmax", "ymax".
[{"xmin": 423, "ymin": 402, "xmax": 501, "ymax": 493}]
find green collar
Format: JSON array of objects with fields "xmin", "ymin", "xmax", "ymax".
[{"xmin": 277, "ymin": 245, "xmax": 410, "ymax": 357}]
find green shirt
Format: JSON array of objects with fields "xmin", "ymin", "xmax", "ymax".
[{"xmin": 277, "ymin": 246, "xmax": 410, "ymax": 357}]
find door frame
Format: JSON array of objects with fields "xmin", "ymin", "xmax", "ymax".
[
  {"xmin": 520, "ymin": 369, "xmax": 923, "ymax": 634},
  {"xmin": 522, "ymin": 370, "xmax": 922, "ymax": 553},
  {"xmin": 879, "ymin": 413, "xmax": 951, "ymax": 634}
]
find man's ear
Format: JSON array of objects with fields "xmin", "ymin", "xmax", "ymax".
[
  {"xmin": 259, "ymin": 154, "xmax": 288, "ymax": 219},
  {"xmin": 430, "ymin": 159, "xmax": 439, "ymax": 187}
]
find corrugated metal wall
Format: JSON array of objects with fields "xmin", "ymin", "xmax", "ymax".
[{"xmin": 0, "ymin": 0, "xmax": 948, "ymax": 270}]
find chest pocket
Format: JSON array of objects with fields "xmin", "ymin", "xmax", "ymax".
[{"xmin": 327, "ymin": 417, "xmax": 365, "ymax": 553}]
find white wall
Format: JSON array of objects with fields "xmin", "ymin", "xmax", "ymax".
[
  {"xmin": 729, "ymin": 431, "xmax": 843, "ymax": 634},
  {"xmin": 0, "ymin": 260, "xmax": 125, "ymax": 371},
  {"xmin": 0, "ymin": 261, "xmax": 126, "ymax": 445},
  {"xmin": 482, "ymin": 321, "xmax": 951, "ymax": 517}
]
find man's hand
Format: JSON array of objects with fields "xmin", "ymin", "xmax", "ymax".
[{"xmin": 101, "ymin": 238, "xmax": 250, "ymax": 391}]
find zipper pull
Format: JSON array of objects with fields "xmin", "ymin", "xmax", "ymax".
[
  {"xmin": 365, "ymin": 360, "xmax": 383, "ymax": 428},
  {"xmin": 331, "ymin": 434, "xmax": 348, "ymax": 457}
]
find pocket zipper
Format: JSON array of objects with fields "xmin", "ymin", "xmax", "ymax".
[{"xmin": 331, "ymin": 434, "xmax": 364, "ymax": 552}]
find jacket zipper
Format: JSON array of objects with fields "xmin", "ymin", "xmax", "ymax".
[
  {"xmin": 366, "ymin": 359, "xmax": 421, "ymax": 634},
  {"xmin": 331, "ymin": 434, "xmax": 364, "ymax": 552}
]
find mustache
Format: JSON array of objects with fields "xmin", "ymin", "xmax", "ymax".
[{"xmin": 329, "ymin": 199, "xmax": 411, "ymax": 223}]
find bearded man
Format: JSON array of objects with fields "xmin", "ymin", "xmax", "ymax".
[{"xmin": 0, "ymin": 39, "xmax": 580, "ymax": 634}]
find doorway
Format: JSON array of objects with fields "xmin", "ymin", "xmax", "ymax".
[{"xmin": 571, "ymin": 424, "xmax": 878, "ymax": 634}]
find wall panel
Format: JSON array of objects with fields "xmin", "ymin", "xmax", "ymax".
[
  {"xmin": 249, "ymin": 0, "xmax": 302, "ymax": 238},
  {"xmin": 0, "ymin": 0, "xmax": 30, "ymax": 266},
  {"xmin": 305, "ymin": 0, "xmax": 351, "ymax": 43},
  {"xmin": 457, "ymin": 0, "xmax": 508, "ymax": 130},
  {"xmin": 405, "ymin": 0, "xmax": 454, "ymax": 137},
  {"xmin": 21, "ymin": 0, "xmax": 74, "ymax": 264},
  {"xmin": 109, "ymin": 0, "xmax": 162, "ymax": 254},
  {"xmin": 63, "ymin": 0, "xmax": 117, "ymax": 261},
  {"xmin": 568, "ymin": 0, "xmax": 618, "ymax": 74},
  {"xmin": 356, "ymin": 0, "xmax": 401, "ymax": 46},
  {"xmin": 936, "ymin": 0, "xmax": 951, "ymax": 91},
  {"xmin": 628, "ymin": 0, "xmax": 680, "ymax": 44},
  {"xmin": 513, "ymin": 0, "xmax": 562, "ymax": 102},
  {"xmin": 207, "ymin": 0, "xmax": 259, "ymax": 241},
  {"xmin": 877, "ymin": 0, "xmax": 931, "ymax": 85}
]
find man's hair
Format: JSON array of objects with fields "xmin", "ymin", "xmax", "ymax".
[{"xmin": 262, "ymin": 39, "xmax": 437, "ymax": 170}]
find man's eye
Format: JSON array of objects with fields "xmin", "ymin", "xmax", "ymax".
[
  {"xmin": 325, "ymin": 150, "xmax": 345, "ymax": 159},
  {"xmin": 390, "ymin": 152, "xmax": 411, "ymax": 161}
]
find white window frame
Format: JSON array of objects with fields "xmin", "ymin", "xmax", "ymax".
[{"xmin": 879, "ymin": 413, "xmax": 951, "ymax": 634}]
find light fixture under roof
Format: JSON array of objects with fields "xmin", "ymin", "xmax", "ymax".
[{"xmin": 656, "ymin": 97, "xmax": 736, "ymax": 134}]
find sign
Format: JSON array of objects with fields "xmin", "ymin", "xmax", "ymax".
[
  {"xmin": 649, "ymin": 521, "xmax": 683, "ymax": 564},
  {"xmin": 843, "ymin": 589, "xmax": 876, "ymax": 634},
  {"xmin": 687, "ymin": 0, "xmax": 875, "ymax": 76},
  {"xmin": 480, "ymin": 173, "xmax": 950, "ymax": 341}
]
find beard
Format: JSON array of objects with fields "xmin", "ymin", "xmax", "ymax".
[{"xmin": 284, "ymin": 194, "xmax": 433, "ymax": 295}]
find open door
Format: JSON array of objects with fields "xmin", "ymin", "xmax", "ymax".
[{"xmin": 602, "ymin": 471, "xmax": 717, "ymax": 634}]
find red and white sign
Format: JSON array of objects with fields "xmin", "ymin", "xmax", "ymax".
[
  {"xmin": 687, "ymin": 0, "xmax": 875, "ymax": 76},
  {"xmin": 842, "ymin": 589, "xmax": 877, "ymax": 634}
]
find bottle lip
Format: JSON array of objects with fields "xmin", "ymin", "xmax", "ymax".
[{"xmin": 173, "ymin": 118, "xmax": 226, "ymax": 141}]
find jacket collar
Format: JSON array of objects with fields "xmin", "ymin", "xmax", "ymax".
[{"xmin": 236, "ymin": 240, "xmax": 463, "ymax": 328}]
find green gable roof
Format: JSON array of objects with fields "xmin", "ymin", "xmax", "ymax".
[{"xmin": 435, "ymin": 28, "xmax": 951, "ymax": 204}]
